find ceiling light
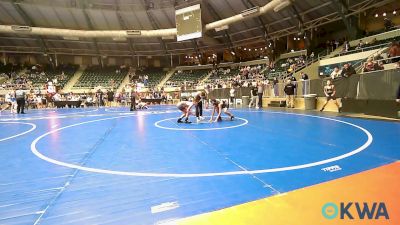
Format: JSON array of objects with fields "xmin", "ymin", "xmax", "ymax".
[
  {"xmin": 375, "ymin": 13, "xmax": 379, "ymax": 18},
  {"xmin": 393, "ymin": 10, "xmax": 397, "ymax": 15},
  {"xmin": 383, "ymin": 12, "xmax": 386, "ymax": 17},
  {"xmin": 244, "ymin": 48, "xmax": 247, "ymax": 50}
]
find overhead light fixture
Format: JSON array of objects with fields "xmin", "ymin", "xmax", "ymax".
[
  {"xmin": 375, "ymin": 13, "xmax": 379, "ymax": 17},
  {"xmin": 297, "ymin": 37, "xmax": 300, "ymax": 40},
  {"xmin": 126, "ymin": 30, "xmax": 141, "ymax": 36},
  {"xmin": 293, "ymin": 37, "xmax": 296, "ymax": 40},
  {"xmin": 244, "ymin": 48, "xmax": 247, "ymax": 50},
  {"xmin": 241, "ymin": 6, "xmax": 260, "ymax": 17},
  {"xmin": 265, "ymin": 47, "xmax": 267, "ymax": 49},
  {"xmin": 393, "ymin": 10, "xmax": 397, "ymax": 15},
  {"xmin": 383, "ymin": 12, "xmax": 387, "ymax": 17},
  {"xmin": 215, "ymin": 25, "xmax": 229, "ymax": 32},
  {"xmin": 11, "ymin": 25, "xmax": 32, "ymax": 32},
  {"xmin": 231, "ymin": 51, "xmax": 235, "ymax": 55}
]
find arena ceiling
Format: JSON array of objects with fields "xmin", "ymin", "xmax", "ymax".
[{"xmin": 0, "ymin": 0, "xmax": 397, "ymax": 57}]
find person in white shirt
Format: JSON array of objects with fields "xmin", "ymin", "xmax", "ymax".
[
  {"xmin": 53, "ymin": 93, "xmax": 61, "ymax": 101},
  {"xmin": 330, "ymin": 67, "xmax": 341, "ymax": 80},
  {"xmin": 229, "ymin": 87, "xmax": 235, "ymax": 107}
]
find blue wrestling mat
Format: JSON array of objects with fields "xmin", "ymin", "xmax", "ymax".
[{"xmin": 0, "ymin": 106, "xmax": 399, "ymax": 224}]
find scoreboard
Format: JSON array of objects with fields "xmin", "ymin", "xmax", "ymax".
[{"xmin": 175, "ymin": 4, "xmax": 202, "ymax": 41}]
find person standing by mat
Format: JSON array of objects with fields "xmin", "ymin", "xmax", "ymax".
[
  {"xmin": 209, "ymin": 99, "xmax": 234, "ymax": 122},
  {"xmin": 284, "ymin": 79, "xmax": 296, "ymax": 108},
  {"xmin": 320, "ymin": 79, "xmax": 341, "ymax": 112},
  {"xmin": 194, "ymin": 91, "xmax": 206, "ymax": 123},
  {"xmin": 249, "ymin": 86, "xmax": 258, "ymax": 108},
  {"xmin": 256, "ymin": 81, "xmax": 264, "ymax": 109},
  {"xmin": 176, "ymin": 101, "xmax": 195, "ymax": 123},
  {"xmin": 130, "ymin": 89, "xmax": 137, "ymax": 111},
  {"xmin": 15, "ymin": 85, "xmax": 26, "ymax": 114}
]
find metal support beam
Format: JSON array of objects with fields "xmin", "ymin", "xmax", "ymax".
[
  {"xmin": 115, "ymin": 0, "xmax": 136, "ymax": 58},
  {"xmin": 12, "ymin": 0, "xmax": 54, "ymax": 67},
  {"xmin": 144, "ymin": 0, "xmax": 168, "ymax": 54},
  {"xmin": 204, "ymin": 1, "xmax": 236, "ymax": 55},
  {"xmin": 240, "ymin": 0, "xmax": 270, "ymax": 44},
  {"xmin": 331, "ymin": 0, "xmax": 352, "ymax": 36},
  {"xmin": 82, "ymin": 0, "xmax": 103, "ymax": 66},
  {"xmin": 290, "ymin": 2, "xmax": 310, "ymax": 47}
]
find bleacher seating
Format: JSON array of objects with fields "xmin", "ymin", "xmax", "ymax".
[
  {"xmin": 135, "ymin": 68, "xmax": 165, "ymax": 87},
  {"xmin": 73, "ymin": 66, "xmax": 126, "ymax": 89},
  {"xmin": 0, "ymin": 63, "xmax": 22, "ymax": 76},
  {"xmin": 167, "ymin": 69, "xmax": 209, "ymax": 84},
  {"xmin": 30, "ymin": 64, "xmax": 79, "ymax": 88},
  {"xmin": 335, "ymin": 36, "xmax": 400, "ymax": 57}
]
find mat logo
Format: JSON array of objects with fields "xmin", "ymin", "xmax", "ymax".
[
  {"xmin": 321, "ymin": 165, "xmax": 342, "ymax": 172},
  {"xmin": 322, "ymin": 202, "xmax": 389, "ymax": 220}
]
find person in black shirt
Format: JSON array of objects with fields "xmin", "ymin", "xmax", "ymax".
[
  {"xmin": 284, "ymin": 79, "xmax": 296, "ymax": 108},
  {"xmin": 320, "ymin": 79, "xmax": 341, "ymax": 112},
  {"xmin": 194, "ymin": 91, "xmax": 206, "ymax": 123},
  {"xmin": 396, "ymin": 84, "xmax": 400, "ymax": 103},
  {"xmin": 130, "ymin": 89, "xmax": 137, "ymax": 111},
  {"xmin": 107, "ymin": 89, "xmax": 114, "ymax": 107},
  {"xmin": 341, "ymin": 63, "xmax": 356, "ymax": 77},
  {"xmin": 300, "ymin": 72, "xmax": 309, "ymax": 96},
  {"xmin": 273, "ymin": 77, "xmax": 279, "ymax": 97}
]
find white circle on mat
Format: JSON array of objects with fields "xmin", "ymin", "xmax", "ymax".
[
  {"xmin": 154, "ymin": 116, "xmax": 248, "ymax": 131},
  {"xmin": 31, "ymin": 112, "xmax": 373, "ymax": 178},
  {"xmin": 0, "ymin": 122, "xmax": 36, "ymax": 142}
]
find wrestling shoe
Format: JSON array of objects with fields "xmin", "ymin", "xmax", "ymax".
[
  {"xmin": 230, "ymin": 116, "xmax": 235, "ymax": 121},
  {"xmin": 177, "ymin": 118, "xmax": 183, "ymax": 123},
  {"xmin": 185, "ymin": 118, "xmax": 192, "ymax": 124}
]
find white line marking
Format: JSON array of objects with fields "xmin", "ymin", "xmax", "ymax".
[
  {"xmin": 0, "ymin": 122, "xmax": 36, "ymax": 142},
  {"xmin": 154, "ymin": 117, "xmax": 248, "ymax": 131},
  {"xmin": 151, "ymin": 202, "xmax": 180, "ymax": 214},
  {"xmin": 30, "ymin": 111, "xmax": 373, "ymax": 177}
]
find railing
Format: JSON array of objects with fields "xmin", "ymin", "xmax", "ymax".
[{"xmin": 335, "ymin": 42, "xmax": 392, "ymax": 57}]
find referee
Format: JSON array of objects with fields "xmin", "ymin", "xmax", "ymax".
[{"xmin": 15, "ymin": 85, "xmax": 26, "ymax": 114}]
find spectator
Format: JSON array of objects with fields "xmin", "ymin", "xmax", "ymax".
[
  {"xmin": 388, "ymin": 41, "xmax": 400, "ymax": 63},
  {"xmin": 284, "ymin": 79, "xmax": 296, "ymax": 108},
  {"xmin": 356, "ymin": 40, "xmax": 364, "ymax": 50},
  {"xmin": 249, "ymin": 86, "xmax": 258, "ymax": 108},
  {"xmin": 343, "ymin": 41, "xmax": 350, "ymax": 52},
  {"xmin": 330, "ymin": 67, "xmax": 341, "ymax": 80},
  {"xmin": 256, "ymin": 81, "xmax": 263, "ymax": 109},
  {"xmin": 363, "ymin": 58, "xmax": 376, "ymax": 72},
  {"xmin": 384, "ymin": 18, "xmax": 393, "ymax": 31},
  {"xmin": 229, "ymin": 87, "xmax": 235, "ymax": 107},
  {"xmin": 273, "ymin": 77, "xmax": 279, "ymax": 97},
  {"xmin": 300, "ymin": 72, "xmax": 309, "ymax": 95},
  {"xmin": 396, "ymin": 84, "xmax": 400, "ymax": 103},
  {"xmin": 341, "ymin": 63, "xmax": 356, "ymax": 77}
]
